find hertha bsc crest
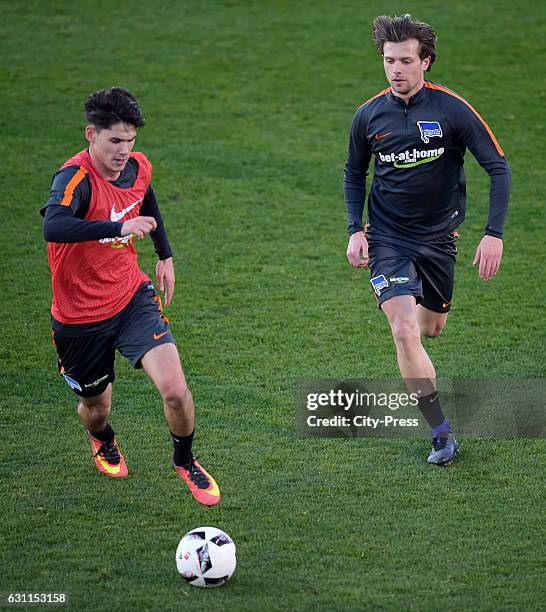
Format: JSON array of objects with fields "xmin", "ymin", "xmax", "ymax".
[
  {"xmin": 417, "ymin": 121, "xmax": 443, "ymax": 143},
  {"xmin": 370, "ymin": 275, "xmax": 389, "ymax": 296}
]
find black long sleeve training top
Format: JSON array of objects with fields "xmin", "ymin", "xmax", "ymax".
[{"xmin": 344, "ymin": 81, "xmax": 511, "ymax": 239}]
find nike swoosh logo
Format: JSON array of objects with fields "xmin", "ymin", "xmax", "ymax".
[
  {"xmin": 154, "ymin": 331, "xmax": 169, "ymax": 340},
  {"xmin": 174, "ymin": 465, "xmax": 221, "ymax": 498},
  {"xmin": 374, "ymin": 131, "xmax": 392, "ymax": 140},
  {"xmin": 96, "ymin": 453, "xmax": 121, "ymax": 474},
  {"xmin": 205, "ymin": 479, "xmax": 220, "ymax": 498},
  {"xmin": 442, "ymin": 300, "xmax": 452, "ymax": 308},
  {"xmin": 91, "ymin": 439, "xmax": 121, "ymax": 474},
  {"xmin": 110, "ymin": 199, "xmax": 141, "ymax": 222}
]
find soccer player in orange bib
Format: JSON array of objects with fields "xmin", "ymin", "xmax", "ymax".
[{"xmin": 42, "ymin": 87, "xmax": 220, "ymax": 505}]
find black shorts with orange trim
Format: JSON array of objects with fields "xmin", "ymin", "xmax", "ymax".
[
  {"xmin": 52, "ymin": 282, "xmax": 175, "ymax": 397},
  {"xmin": 367, "ymin": 232, "xmax": 458, "ymax": 313}
]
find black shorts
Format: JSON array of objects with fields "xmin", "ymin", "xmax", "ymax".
[
  {"xmin": 52, "ymin": 282, "xmax": 175, "ymax": 397},
  {"xmin": 367, "ymin": 232, "xmax": 458, "ymax": 313}
]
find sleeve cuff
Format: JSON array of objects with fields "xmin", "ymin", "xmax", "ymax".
[
  {"xmin": 484, "ymin": 228, "xmax": 503, "ymax": 238},
  {"xmin": 348, "ymin": 224, "xmax": 364, "ymax": 237}
]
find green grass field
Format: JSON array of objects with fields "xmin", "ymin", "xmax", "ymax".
[{"xmin": 1, "ymin": 0, "xmax": 545, "ymax": 609}]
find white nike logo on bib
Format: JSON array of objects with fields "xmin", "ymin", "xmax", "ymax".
[{"xmin": 110, "ymin": 199, "xmax": 141, "ymax": 222}]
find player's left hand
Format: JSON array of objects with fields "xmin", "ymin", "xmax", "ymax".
[
  {"xmin": 156, "ymin": 257, "xmax": 175, "ymax": 306},
  {"xmin": 473, "ymin": 235, "xmax": 503, "ymax": 281}
]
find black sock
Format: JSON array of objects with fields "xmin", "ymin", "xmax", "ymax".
[
  {"xmin": 90, "ymin": 423, "xmax": 115, "ymax": 444},
  {"xmin": 417, "ymin": 392, "xmax": 451, "ymax": 436},
  {"xmin": 172, "ymin": 429, "xmax": 194, "ymax": 468}
]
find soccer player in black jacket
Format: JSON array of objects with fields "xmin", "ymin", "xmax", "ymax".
[{"xmin": 344, "ymin": 15, "xmax": 511, "ymax": 464}]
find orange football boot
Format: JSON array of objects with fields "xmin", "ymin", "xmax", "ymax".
[
  {"xmin": 174, "ymin": 458, "xmax": 220, "ymax": 506},
  {"xmin": 88, "ymin": 433, "xmax": 128, "ymax": 478}
]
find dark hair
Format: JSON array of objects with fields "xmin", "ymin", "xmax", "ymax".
[
  {"xmin": 372, "ymin": 14, "xmax": 437, "ymax": 71},
  {"xmin": 84, "ymin": 87, "xmax": 145, "ymax": 130}
]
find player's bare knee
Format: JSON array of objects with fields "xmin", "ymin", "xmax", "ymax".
[
  {"xmin": 78, "ymin": 396, "xmax": 110, "ymax": 418},
  {"xmin": 390, "ymin": 317, "xmax": 421, "ymax": 349},
  {"xmin": 162, "ymin": 383, "xmax": 192, "ymax": 412}
]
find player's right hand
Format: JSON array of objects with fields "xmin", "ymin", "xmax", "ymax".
[
  {"xmin": 120, "ymin": 216, "xmax": 157, "ymax": 239},
  {"xmin": 346, "ymin": 231, "xmax": 369, "ymax": 268}
]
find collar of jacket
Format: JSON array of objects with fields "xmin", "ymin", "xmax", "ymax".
[{"xmin": 387, "ymin": 84, "xmax": 428, "ymax": 108}]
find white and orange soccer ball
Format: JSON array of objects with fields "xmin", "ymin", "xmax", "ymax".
[{"xmin": 176, "ymin": 526, "xmax": 236, "ymax": 588}]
